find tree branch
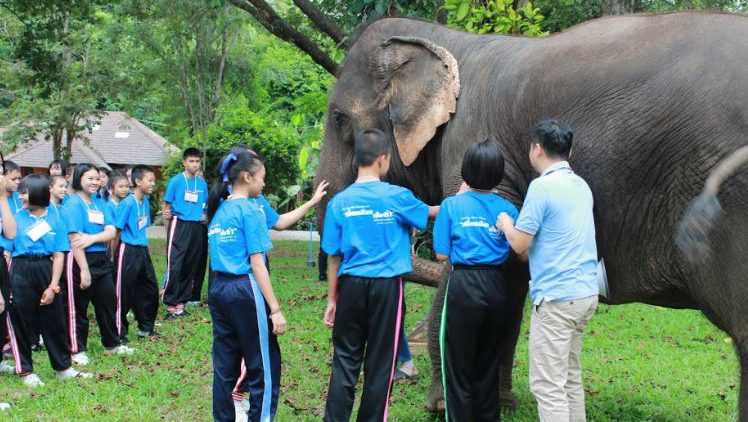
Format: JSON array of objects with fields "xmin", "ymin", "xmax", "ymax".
[
  {"xmin": 291, "ymin": 0, "xmax": 346, "ymax": 47},
  {"xmin": 228, "ymin": 0, "xmax": 338, "ymax": 75}
]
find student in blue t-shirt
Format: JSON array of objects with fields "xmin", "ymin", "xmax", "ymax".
[
  {"xmin": 322, "ymin": 129, "xmax": 438, "ymax": 422},
  {"xmin": 0, "ymin": 171, "xmax": 17, "ymax": 377},
  {"xmin": 1, "ymin": 161, "xmax": 22, "ymax": 255},
  {"xmin": 223, "ymin": 144, "xmax": 329, "ymax": 418},
  {"xmin": 113, "ymin": 166, "xmax": 159, "ymax": 342},
  {"xmin": 433, "ymin": 140, "xmax": 519, "ymax": 422},
  {"xmin": 48, "ymin": 175, "xmax": 68, "ymax": 219},
  {"xmin": 105, "ymin": 172, "xmax": 129, "ymax": 260},
  {"xmin": 63, "ymin": 163, "xmax": 134, "ymax": 366},
  {"xmin": 5, "ymin": 175, "xmax": 92, "ymax": 387},
  {"xmin": 206, "ymin": 149, "xmax": 286, "ymax": 422},
  {"xmin": 162, "ymin": 148, "xmax": 209, "ymax": 317}
]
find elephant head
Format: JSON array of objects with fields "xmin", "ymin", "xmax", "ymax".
[{"xmin": 315, "ymin": 20, "xmax": 461, "ymax": 226}]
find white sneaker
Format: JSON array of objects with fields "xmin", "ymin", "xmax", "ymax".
[
  {"xmin": 0, "ymin": 361, "xmax": 14, "ymax": 374},
  {"xmin": 105, "ymin": 345, "xmax": 135, "ymax": 356},
  {"xmin": 57, "ymin": 367, "xmax": 93, "ymax": 380},
  {"xmin": 71, "ymin": 352, "xmax": 89, "ymax": 366},
  {"xmin": 22, "ymin": 373, "xmax": 44, "ymax": 388},
  {"xmin": 0, "ymin": 402, "xmax": 10, "ymax": 411},
  {"xmin": 186, "ymin": 301, "xmax": 201, "ymax": 307},
  {"xmin": 234, "ymin": 401, "xmax": 248, "ymax": 422}
]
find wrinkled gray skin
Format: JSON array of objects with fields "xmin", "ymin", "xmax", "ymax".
[{"xmin": 314, "ymin": 12, "xmax": 748, "ymax": 418}]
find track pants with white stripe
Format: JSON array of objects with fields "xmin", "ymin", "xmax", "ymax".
[
  {"xmin": 209, "ymin": 272, "xmax": 281, "ymax": 422},
  {"xmin": 324, "ymin": 276, "xmax": 404, "ymax": 422},
  {"xmin": 65, "ymin": 251, "xmax": 120, "ymax": 353},
  {"xmin": 7, "ymin": 257, "xmax": 71, "ymax": 374},
  {"xmin": 0, "ymin": 254, "xmax": 9, "ymax": 365},
  {"xmin": 440, "ymin": 266, "xmax": 511, "ymax": 422},
  {"xmin": 163, "ymin": 219, "xmax": 207, "ymax": 307},
  {"xmin": 115, "ymin": 244, "xmax": 159, "ymax": 339}
]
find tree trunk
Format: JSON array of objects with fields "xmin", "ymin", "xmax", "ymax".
[
  {"xmin": 228, "ymin": 0, "xmax": 339, "ymax": 75},
  {"xmin": 291, "ymin": 0, "xmax": 347, "ymax": 47},
  {"xmin": 602, "ymin": 0, "xmax": 635, "ymax": 15},
  {"xmin": 435, "ymin": 0, "xmax": 448, "ymax": 24}
]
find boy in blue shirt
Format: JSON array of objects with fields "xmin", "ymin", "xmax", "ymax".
[
  {"xmin": 433, "ymin": 140, "xmax": 519, "ymax": 422},
  {"xmin": 162, "ymin": 148, "xmax": 208, "ymax": 317},
  {"xmin": 322, "ymin": 129, "xmax": 438, "ymax": 422},
  {"xmin": 114, "ymin": 166, "xmax": 159, "ymax": 341},
  {"xmin": 0, "ymin": 173, "xmax": 17, "ymax": 376}
]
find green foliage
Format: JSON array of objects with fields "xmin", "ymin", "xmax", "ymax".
[
  {"xmin": 444, "ymin": 0, "xmax": 549, "ymax": 36},
  {"xmin": 534, "ymin": 0, "xmax": 602, "ymax": 33}
]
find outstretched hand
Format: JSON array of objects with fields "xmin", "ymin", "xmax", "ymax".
[
  {"xmin": 324, "ymin": 301, "xmax": 336, "ymax": 328},
  {"xmin": 309, "ymin": 181, "xmax": 329, "ymax": 206},
  {"xmin": 496, "ymin": 212, "xmax": 515, "ymax": 233}
]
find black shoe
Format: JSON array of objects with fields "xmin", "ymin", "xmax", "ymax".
[
  {"xmin": 120, "ymin": 335, "xmax": 130, "ymax": 345},
  {"xmin": 164, "ymin": 312, "xmax": 178, "ymax": 321}
]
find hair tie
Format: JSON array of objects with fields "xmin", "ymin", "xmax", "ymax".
[{"xmin": 219, "ymin": 153, "xmax": 238, "ymax": 182}]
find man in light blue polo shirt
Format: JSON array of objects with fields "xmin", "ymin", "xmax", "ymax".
[{"xmin": 498, "ymin": 119, "xmax": 598, "ymax": 422}]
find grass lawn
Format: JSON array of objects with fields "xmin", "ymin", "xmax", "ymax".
[{"xmin": 0, "ymin": 240, "xmax": 739, "ymax": 421}]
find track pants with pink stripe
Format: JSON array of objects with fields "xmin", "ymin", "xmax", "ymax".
[
  {"xmin": 65, "ymin": 251, "xmax": 120, "ymax": 353},
  {"xmin": 0, "ymin": 254, "xmax": 9, "ymax": 367},
  {"xmin": 324, "ymin": 276, "xmax": 403, "ymax": 422},
  {"xmin": 115, "ymin": 244, "xmax": 159, "ymax": 339},
  {"xmin": 7, "ymin": 257, "xmax": 71, "ymax": 374}
]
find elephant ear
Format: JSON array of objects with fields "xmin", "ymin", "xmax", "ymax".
[{"xmin": 371, "ymin": 36, "xmax": 460, "ymax": 167}]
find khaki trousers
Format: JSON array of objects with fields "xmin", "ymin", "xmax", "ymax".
[{"xmin": 529, "ymin": 295, "xmax": 598, "ymax": 422}]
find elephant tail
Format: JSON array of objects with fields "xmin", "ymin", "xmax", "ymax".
[{"xmin": 675, "ymin": 145, "xmax": 748, "ymax": 264}]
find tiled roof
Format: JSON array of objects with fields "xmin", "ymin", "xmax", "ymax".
[{"xmin": 5, "ymin": 111, "xmax": 176, "ymax": 168}]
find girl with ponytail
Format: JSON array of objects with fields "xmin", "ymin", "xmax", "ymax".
[{"xmin": 207, "ymin": 148, "xmax": 286, "ymax": 422}]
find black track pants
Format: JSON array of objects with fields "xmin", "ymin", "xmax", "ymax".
[
  {"xmin": 163, "ymin": 219, "xmax": 207, "ymax": 307},
  {"xmin": 65, "ymin": 251, "xmax": 120, "ymax": 353},
  {"xmin": 440, "ymin": 266, "xmax": 512, "ymax": 422},
  {"xmin": 7, "ymin": 257, "xmax": 71, "ymax": 374},
  {"xmin": 115, "ymin": 244, "xmax": 159, "ymax": 337},
  {"xmin": 0, "ymin": 255, "xmax": 9, "ymax": 364},
  {"xmin": 324, "ymin": 276, "xmax": 403, "ymax": 422}
]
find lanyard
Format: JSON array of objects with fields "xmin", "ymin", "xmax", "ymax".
[
  {"xmin": 30, "ymin": 210, "xmax": 49, "ymax": 224},
  {"xmin": 80, "ymin": 194, "xmax": 99, "ymax": 212},
  {"xmin": 183, "ymin": 173, "xmax": 198, "ymax": 191},
  {"xmin": 12, "ymin": 195, "xmax": 20, "ymax": 212},
  {"xmin": 136, "ymin": 198, "xmax": 147, "ymax": 217}
]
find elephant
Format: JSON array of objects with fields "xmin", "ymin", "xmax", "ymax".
[{"xmin": 313, "ymin": 11, "xmax": 748, "ymax": 419}]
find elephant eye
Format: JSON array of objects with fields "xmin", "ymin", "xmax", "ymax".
[{"xmin": 332, "ymin": 109, "xmax": 350, "ymax": 129}]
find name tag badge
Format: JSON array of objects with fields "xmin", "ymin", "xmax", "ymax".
[
  {"xmin": 27, "ymin": 220, "xmax": 52, "ymax": 242},
  {"xmin": 138, "ymin": 215, "xmax": 148, "ymax": 230},
  {"xmin": 184, "ymin": 190, "xmax": 198, "ymax": 203},
  {"xmin": 88, "ymin": 209, "xmax": 104, "ymax": 225}
]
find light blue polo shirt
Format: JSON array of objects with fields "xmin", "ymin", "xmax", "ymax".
[
  {"xmin": 163, "ymin": 172, "xmax": 208, "ymax": 222},
  {"xmin": 516, "ymin": 161, "xmax": 598, "ymax": 304}
]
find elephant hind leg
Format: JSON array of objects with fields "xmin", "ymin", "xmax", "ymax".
[{"xmin": 739, "ymin": 340, "xmax": 748, "ymax": 422}]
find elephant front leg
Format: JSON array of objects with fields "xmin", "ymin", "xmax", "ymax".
[{"xmin": 426, "ymin": 267, "xmax": 449, "ymax": 413}]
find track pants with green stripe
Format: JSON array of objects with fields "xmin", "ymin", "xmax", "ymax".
[
  {"xmin": 440, "ymin": 266, "xmax": 511, "ymax": 422},
  {"xmin": 209, "ymin": 272, "xmax": 280, "ymax": 422},
  {"xmin": 325, "ymin": 276, "xmax": 403, "ymax": 422}
]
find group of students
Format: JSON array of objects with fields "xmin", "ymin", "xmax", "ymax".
[{"xmin": 208, "ymin": 119, "xmax": 597, "ymax": 422}]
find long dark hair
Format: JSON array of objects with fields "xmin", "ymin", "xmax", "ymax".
[{"xmin": 206, "ymin": 149, "xmax": 264, "ymax": 221}]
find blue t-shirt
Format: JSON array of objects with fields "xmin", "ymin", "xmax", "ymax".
[
  {"xmin": 515, "ymin": 161, "xmax": 599, "ymax": 304},
  {"xmin": 62, "ymin": 194, "xmax": 114, "ymax": 253},
  {"xmin": 115, "ymin": 195, "xmax": 151, "ymax": 246},
  {"xmin": 250, "ymin": 195, "xmax": 280, "ymax": 229},
  {"xmin": 12, "ymin": 208, "xmax": 70, "ymax": 257},
  {"xmin": 49, "ymin": 202, "xmax": 63, "ymax": 220},
  {"xmin": 322, "ymin": 181, "xmax": 430, "ymax": 278},
  {"xmin": 164, "ymin": 173, "xmax": 208, "ymax": 222},
  {"xmin": 433, "ymin": 191, "xmax": 519, "ymax": 266},
  {"xmin": 105, "ymin": 199, "xmax": 120, "ymax": 225},
  {"xmin": 208, "ymin": 198, "xmax": 273, "ymax": 275},
  {"xmin": 1, "ymin": 192, "xmax": 22, "ymax": 251}
]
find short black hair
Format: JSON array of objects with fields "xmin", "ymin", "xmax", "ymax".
[
  {"xmin": 461, "ymin": 140, "xmax": 505, "ymax": 190},
  {"xmin": 354, "ymin": 129, "xmax": 390, "ymax": 167},
  {"xmin": 183, "ymin": 148, "xmax": 202, "ymax": 160},
  {"xmin": 131, "ymin": 165, "xmax": 155, "ymax": 185},
  {"xmin": 108, "ymin": 171, "xmax": 128, "ymax": 189},
  {"xmin": 20, "ymin": 174, "xmax": 50, "ymax": 208},
  {"xmin": 4, "ymin": 160, "xmax": 19, "ymax": 175},
  {"xmin": 48, "ymin": 159, "xmax": 67, "ymax": 176},
  {"xmin": 48, "ymin": 174, "xmax": 66, "ymax": 187},
  {"xmin": 72, "ymin": 163, "xmax": 99, "ymax": 191},
  {"xmin": 532, "ymin": 119, "xmax": 573, "ymax": 159}
]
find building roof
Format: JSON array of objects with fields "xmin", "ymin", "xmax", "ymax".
[{"xmin": 5, "ymin": 111, "xmax": 176, "ymax": 169}]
